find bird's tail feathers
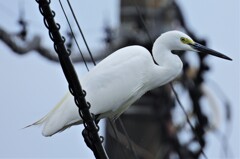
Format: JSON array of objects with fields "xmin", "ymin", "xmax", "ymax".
[
  {"xmin": 23, "ymin": 115, "xmax": 47, "ymax": 129},
  {"xmin": 23, "ymin": 93, "xmax": 70, "ymax": 129}
]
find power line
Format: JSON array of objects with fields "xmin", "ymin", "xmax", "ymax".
[
  {"xmin": 59, "ymin": 0, "xmax": 89, "ymax": 71},
  {"xmin": 66, "ymin": 0, "xmax": 96, "ymax": 66}
]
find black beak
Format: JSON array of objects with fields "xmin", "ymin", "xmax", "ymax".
[{"xmin": 189, "ymin": 43, "xmax": 232, "ymax": 61}]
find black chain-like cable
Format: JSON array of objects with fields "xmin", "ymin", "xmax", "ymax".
[{"xmin": 36, "ymin": 0, "xmax": 108, "ymax": 158}]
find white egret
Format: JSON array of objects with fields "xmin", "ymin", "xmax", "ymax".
[{"xmin": 27, "ymin": 30, "xmax": 231, "ymax": 137}]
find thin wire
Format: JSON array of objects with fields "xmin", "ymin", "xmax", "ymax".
[
  {"xmin": 108, "ymin": 119, "xmax": 129, "ymax": 158},
  {"xmin": 118, "ymin": 118, "xmax": 139, "ymax": 159},
  {"xmin": 59, "ymin": 0, "xmax": 89, "ymax": 71},
  {"xmin": 170, "ymin": 83, "xmax": 207, "ymax": 159},
  {"xmin": 66, "ymin": 0, "xmax": 96, "ymax": 66},
  {"xmin": 132, "ymin": 0, "xmax": 153, "ymax": 44}
]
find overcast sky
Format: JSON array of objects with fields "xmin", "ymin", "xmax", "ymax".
[{"xmin": 0, "ymin": 0, "xmax": 239, "ymax": 158}]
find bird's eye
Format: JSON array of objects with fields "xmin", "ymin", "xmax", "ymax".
[
  {"xmin": 180, "ymin": 37, "xmax": 185, "ymax": 42},
  {"xmin": 180, "ymin": 37, "xmax": 188, "ymax": 44}
]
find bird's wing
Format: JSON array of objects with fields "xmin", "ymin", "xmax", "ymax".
[{"xmin": 82, "ymin": 46, "xmax": 153, "ymax": 115}]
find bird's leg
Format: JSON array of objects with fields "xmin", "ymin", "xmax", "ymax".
[{"xmin": 94, "ymin": 114, "xmax": 101, "ymax": 124}]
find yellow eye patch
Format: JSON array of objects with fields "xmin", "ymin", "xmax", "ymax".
[{"xmin": 180, "ymin": 37, "xmax": 194, "ymax": 44}]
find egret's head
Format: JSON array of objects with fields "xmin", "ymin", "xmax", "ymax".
[
  {"xmin": 160, "ymin": 30, "xmax": 232, "ymax": 61},
  {"xmin": 159, "ymin": 31, "xmax": 194, "ymax": 51}
]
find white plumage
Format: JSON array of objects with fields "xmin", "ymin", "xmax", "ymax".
[{"xmin": 27, "ymin": 30, "xmax": 231, "ymax": 136}]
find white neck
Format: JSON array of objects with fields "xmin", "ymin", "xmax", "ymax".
[{"xmin": 145, "ymin": 38, "xmax": 183, "ymax": 90}]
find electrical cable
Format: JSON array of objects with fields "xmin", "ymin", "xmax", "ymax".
[{"xmin": 59, "ymin": 0, "xmax": 89, "ymax": 71}]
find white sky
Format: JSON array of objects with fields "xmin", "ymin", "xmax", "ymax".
[{"xmin": 0, "ymin": 0, "xmax": 239, "ymax": 158}]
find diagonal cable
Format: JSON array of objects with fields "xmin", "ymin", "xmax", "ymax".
[
  {"xmin": 59, "ymin": 0, "xmax": 89, "ymax": 71},
  {"xmin": 170, "ymin": 83, "xmax": 207, "ymax": 159},
  {"xmin": 66, "ymin": 0, "xmax": 96, "ymax": 66}
]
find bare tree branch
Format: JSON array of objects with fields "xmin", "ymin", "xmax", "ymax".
[{"xmin": 0, "ymin": 26, "xmax": 109, "ymax": 63}]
